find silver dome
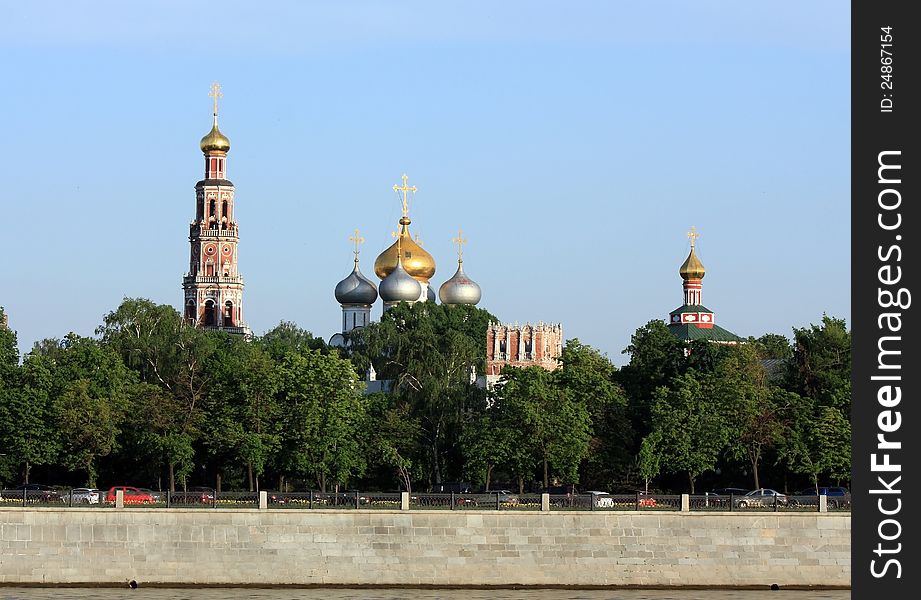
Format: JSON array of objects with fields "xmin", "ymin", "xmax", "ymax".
[
  {"xmin": 379, "ymin": 258, "xmax": 422, "ymax": 303},
  {"xmin": 335, "ymin": 261, "xmax": 379, "ymax": 305},
  {"xmin": 426, "ymin": 284, "xmax": 436, "ymax": 303},
  {"xmin": 438, "ymin": 262, "xmax": 481, "ymax": 305}
]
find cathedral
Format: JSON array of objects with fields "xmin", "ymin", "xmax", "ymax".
[{"xmin": 172, "ymin": 84, "xmax": 739, "ymax": 365}]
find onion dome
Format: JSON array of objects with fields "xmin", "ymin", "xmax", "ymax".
[
  {"xmin": 335, "ymin": 259, "xmax": 379, "ymax": 305},
  {"xmin": 200, "ymin": 117, "xmax": 231, "ymax": 153},
  {"xmin": 426, "ymin": 284, "xmax": 436, "ymax": 303},
  {"xmin": 379, "ymin": 255, "xmax": 422, "ymax": 303},
  {"xmin": 439, "ymin": 261, "xmax": 482, "ymax": 305},
  {"xmin": 679, "ymin": 246, "xmax": 706, "ymax": 280},
  {"xmin": 374, "ymin": 217, "xmax": 436, "ymax": 282}
]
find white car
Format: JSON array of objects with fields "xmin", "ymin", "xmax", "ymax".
[
  {"xmin": 61, "ymin": 488, "xmax": 100, "ymax": 505},
  {"xmin": 586, "ymin": 490, "xmax": 615, "ymax": 508}
]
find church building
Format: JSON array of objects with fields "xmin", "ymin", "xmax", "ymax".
[
  {"xmin": 666, "ymin": 227, "xmax": 741, "ymax": 344},
  {"xmin": 181, "ymin": 84, "xmax": 250, "ymax": 336}
]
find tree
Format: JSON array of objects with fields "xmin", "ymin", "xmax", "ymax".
[
  {"xmin": 555, "ymin": 339, "xmax": 632, "ymax": 490},
  {"xmin": 350, "ymin": 302, "xmax": 496, "ymax": 488},
  {"xmin": 644, "ymin": 373, "xmax": 729, "ymax": 493},
  {"xmin": 617, "ymin": 320, "xmax": 688, "ymax": 438},
  {"xmin": 752, "ymin": 333, "xmax": 793, "ymax": 361},
  {"xmin": 98, "ymin": 298, "xmax": 215, "ymax": 491},
  {"xmin": 712, "ymin": 345, "xmax": 785, "ymax": 489},
  {"xmin": 497, "ymin": 366, "xmax": 591, "ymax": 490},
  {"xmin": 204, "ymin": 335, "xmax": 281, "ymax": 492},
  {"xmin": 275, "ymin": 349, "xmax": 367, "ymax": 491},
  {"xmin": 259, "ymin": 321, "xmax": 326, "ymax": 360},
  {"xmin": 787, "ymin": 315, "xmax": 851, "ymax": 414},
  {"xmin": 49, "ymin": 334, "xmax": 133, "ymax": 487},
  {"xmin": 365, "ymin": 392, "xmax": 423, "ymax": 493},
  {"xmin": 0, "ymin": 352, "xmax": 59, "ymax": 484}
]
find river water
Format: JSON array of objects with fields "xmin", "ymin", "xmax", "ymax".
[{"xmin": 0, "ymin": 589, "xmax": 850, "ymax": 600}]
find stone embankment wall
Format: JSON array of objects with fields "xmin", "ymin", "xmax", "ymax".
[{"xmin": 0, "ymin": 509, "xmax": 850, "ymax": 587}]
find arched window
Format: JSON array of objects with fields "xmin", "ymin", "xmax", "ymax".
[
  {"xmin": 224, "ymin": 301, "xmax": 234, "ymax": 326},
  {"xmin": 204, "ymin": 300, "xmax": 216, "ymax": 326},
  {"xmin": 185, "ymin": 300, "xmax": 196, "ymax": 323}
]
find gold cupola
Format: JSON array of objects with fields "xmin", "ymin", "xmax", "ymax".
[
  {"xmin": 200, "ymin": 119, "xmax": 231, "ymax": 153},
  {"xmin": 374, "ymin": 175, "xmax": 436, "ymax": 282},
  {"xmin": 374, "ymin": 216, "xmax": 436, "ymax": 281},
  {"xmin": 679, "ymin": 226, "xmax": 706, "ymax": 280},
  {"xmin": 200, "ymin": 82, "xmax": 231, "ymax": 153}
]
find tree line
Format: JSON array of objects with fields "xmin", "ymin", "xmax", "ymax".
[{"xmin": 0, "ymin": 302, "xmax": 850, "ymax": 495}]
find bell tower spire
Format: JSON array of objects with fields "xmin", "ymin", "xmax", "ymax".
[{"xmin": 183, "ymin": 83, "xmax": 249, "ymax": 336}]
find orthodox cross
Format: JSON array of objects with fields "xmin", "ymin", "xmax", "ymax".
[
  {"xmin": 687, "ymin": 226, "xmax": 700, "ymax": 248},
  {"xmin": 391, "ymin": 230, "xmax": 403, "ymax": 257},
  {"xmin": 209, "ymin": 82, "xmax": 223, "ymax": 116},
  {"xmin": 392, "ymin": 174, "xmax": 417, "ymax": 218},
  {"xmin": 452, "ymin": 229, "xmax": 468, "ymax": 261},
  {"xmin": 349, "ymin": 229, "xmax": 364, "ymax": 261}
]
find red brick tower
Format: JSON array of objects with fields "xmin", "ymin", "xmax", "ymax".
[
  {"xmin": 485, "ymin": 322, "xmax": 564, "ymax": 380},
  {"xmin": 182, "ymin": 83, "xmax": 250, "ymax": 335}
]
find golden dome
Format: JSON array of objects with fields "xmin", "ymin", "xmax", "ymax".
[
  {"xmin": 200, "ymin": 118, "xmax": 230, "ymax": 153},
  {"xmin": 374, "ymin": 217, "xmax": 436, "ymax": 282},
  {"xmin": 679, "ymin": 247, "xmax": 706, "ymax": 280}
]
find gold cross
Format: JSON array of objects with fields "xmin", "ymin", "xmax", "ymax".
[
  {"xmin": 414, "ymin": 234, "xmax": 423, "ymax": 247},
  {"xmin": 391, "ymin": 230, "xmax": 403, "ymax": 256},
  {"xmin": 392, "ymin": 174, "xmax": 417, "ymax": 218},
  {"xmin": 349, "ymin": 229, "xmax": 364, "ymax": 260},
  {"xmin": 452, "ymin": 228, "xmax": 468, "ymax": 261},
  {"xmin": 209, "ymin": 82, "xmax": 223, "ymax": 116},
  {"xmin": 687, "ymin": 226, "xmax": 700, "ymax": 248}
]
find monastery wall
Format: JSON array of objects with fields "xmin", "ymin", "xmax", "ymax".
[{"xmin": 0, "ymin": 508, "xmax": 849, "ymax": 588}]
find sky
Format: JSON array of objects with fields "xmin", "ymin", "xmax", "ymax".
[{"xmin": 0, "ymin": 1, "xmax": 850, "ymax": 365}]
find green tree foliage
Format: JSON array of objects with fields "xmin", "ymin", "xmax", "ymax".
[
  {"xmin": 496, "ymin": 366, "xmax": 591, "ymax": 489},
  {"xmin": 259, "ymin": 321, "xmax": 326, "ymax": 360},
  {"xmin": 350, "ymin": 302, "xmax": 496, "ymax": 487},
  {"xmin": 275, "ymin": 349, "xmax": 367, "ymax": 491},
  {"xmin": 617, "ymin": 320, "xmax": 688, "ymax": 436},
  {"xmin": 645, "ymin": 373, "xmax": 729, "ymax": 493},
  {"xmin": 712, "ymin": 345, "xmax": 785, "ymax": 489},
  {"xmin": 0, "ymin": 352, "xmax": 59, "ymax": 484},
  {"xmin": 751, "ymin": 333, "xmax": 793, "ymax": 361},
  {"xmin": 365, "ymin": 392, "xmax": 424, "ymax": 493},
  {"xmin": 98, "ymin": 298, "xmax": 215, "ymax": 490},
  {"xmin": 204, "ymin": 335, "xmax": 281, "ymax": 491},
  {"xmin": 555, "ymin": 339, "xmax": 631, "ymax": 490},
  {"xmin": 787, "ymin": 315, "xmax": 851, "ymax": 414},
  {"xmin": 48, "ymin": 334, "xmax": 133, "ymax": 487}
]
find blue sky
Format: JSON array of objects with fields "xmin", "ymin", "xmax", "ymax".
[{"xmin": 0, "ymin": 1, "xmax": 849, "ymax": 364}]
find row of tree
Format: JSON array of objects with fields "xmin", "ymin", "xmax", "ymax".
[{"xmin": 0, "ymin": 302, "xmax": 851, "ymax": 495}]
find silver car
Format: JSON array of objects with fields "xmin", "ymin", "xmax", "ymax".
[{"xmin": 61, "ymin": 488, "xmax": 100, "ymax": 505}]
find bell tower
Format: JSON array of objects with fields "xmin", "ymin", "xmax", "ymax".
[{"xmin": 182, "ymin": 83, "xmax": 250, "ymax": 336}]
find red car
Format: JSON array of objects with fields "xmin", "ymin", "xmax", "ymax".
[{"xmin": 105, "ymin": 486, "xmax": 155, "ymax": 504}]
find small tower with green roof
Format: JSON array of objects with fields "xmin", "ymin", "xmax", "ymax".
[{"xmin": 666, "ymin": 227, "xmax": 742, "ymax": 344}]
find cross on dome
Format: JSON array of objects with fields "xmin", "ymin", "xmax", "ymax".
[
  {"xmin": 349, "ymin": 229, "xmax": 365, "ymax": 261},
  {"xmin": 452, "ymin": 229, "xmax": 468, "ymax": 262},
  {"xmin": 392, "ymin": 174, "xmax": 417, "ymax": 218},
  {"xmin": 687, "ymin": 226, "xmax": 700, "ymax": 248},
  {"xmin": 209, "ymin": 82, "xmax": 223, "ymax": 117}
]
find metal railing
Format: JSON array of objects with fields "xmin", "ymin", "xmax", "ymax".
[{"xmin": 0, "ymin": 489, "xmax": 851, "ymax": 512}]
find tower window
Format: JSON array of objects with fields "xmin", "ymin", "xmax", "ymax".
[
  {"xmin": 224, "ymin": 301, "xmax": 234, "ymax": 326},
  {"xmin": 204, "ymin": 300, "xmax": 216, "ymax": 326}
]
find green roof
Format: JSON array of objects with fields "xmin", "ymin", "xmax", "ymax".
[
  {"xmin": 669, "ymin": 304, "xmax": 713, "ymax": 315},
  {"xmin": 667, "ymin": 322, "xmax": 743, "ymax": 343}
]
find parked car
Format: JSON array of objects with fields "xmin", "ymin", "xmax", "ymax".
[
  {"xmin": 703, "ymin": 488, "xmax": 749, "ymax": 508},
  {"xmin": 791, "ymin": 486, "xmax": 851, "ymax": 508},
  {"xmin": 736, "ymin": 488, "xmax": 787, "ymax": 508},
  {"xmin": 136, "ymin": 488, "xmax": 163, "ymax": 503},
  {"xmin": 60, "ymin": 488, "xmax": 100, "ymax": 505},
  {"xmin": 585, "ymin": 491, "xmax": 615, "ymax": 508},
  {"xmin": 487, "ymin": 490, "xmax": 520, "ymax": 505},
  {"xmin": 189, "ymin": 486, "xmax": 215, "ymax": 503},
  {"xmin": 8, "ymin": 484, "xmax": 60, "ymax": 503},
  {"xmin": 105, "ymin": 486, "xmax": 155, "ymax": 504}
]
